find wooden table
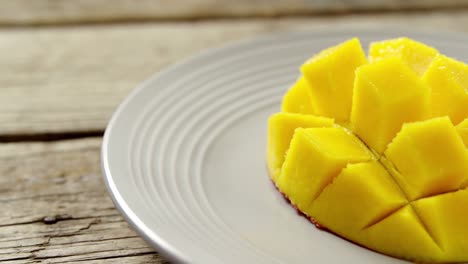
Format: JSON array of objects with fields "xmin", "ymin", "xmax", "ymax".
[{"xmin": 2, "ymin": 1, "xmax": 468, "ymax": 263}]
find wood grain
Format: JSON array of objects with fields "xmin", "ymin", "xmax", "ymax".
[
  {"xmin": 0, "ymin": 0, "xmax": 468, "ymax": 25},
  {"xmin": 2, "ymin": 11, "xmax": 468, "ymax": 138},
  {"xmin": 0, "ymin": 138, "xmax": 167, "ymax": 263},
  {"xmin": 2, "ymin": 6, "xmax": 468, "ymax": 264}
]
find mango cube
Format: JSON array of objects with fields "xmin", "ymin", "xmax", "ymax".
[
  {"xmin": 362, "ymin": 205, "xmax": 442, "ymax": 262},
  {"xmin": 277, "ymin": 127, "xmax": 373, "ymax": 212},
  {"xmin": 369, "ymin": 37, "xmax": 438, "ymax": 75},
  {"xmin": 457, "ymin": 119, "xmax": 468, "ymax": 147},
  {"xmin": 301, "ymin": 38, "xmax": 367, "ymax": 121},
  {"xmin": 384, "ymin": 117, "xmax": 468, "ymax": 200},
  {"xmin": 351, "ymin": 57, "xmax": 430, "ymax": 153},
  {"xmin": 412, "ymin": 189, "xmax": 468, "ymax": 262},
  {"xmin": 281, "ymin": 76, "xmax": 315, "ymax": 115},
  {"xmin": 309, "ymin": 161, "xmax": 407, "ymax": 237},
  {"xmin": 267, "ymin": 37, "xmax": 468, "ymax": 262},
  {"xmin": 267, "ymin": 112, "xmax": 334, "ymax": 180},
  {"xmin": 423, "ymin": 54, "xmax": 468, "ymax": 124}
]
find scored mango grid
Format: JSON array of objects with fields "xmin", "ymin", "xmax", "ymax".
[
  {"xmin": 277, "ymin": 38, "xmax": 468, "ymax": 257},
  {"xmin": 309, "ymin": 123, "xmax": 468, "ymax": 251}
]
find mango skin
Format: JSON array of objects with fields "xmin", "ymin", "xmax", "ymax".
[{"xmin": 267, "ymin": 37, "xmax": 468, "ymax": 262}]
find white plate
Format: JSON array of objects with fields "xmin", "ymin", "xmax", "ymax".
[{"xmin": 102, "ymin": 28, "xmax": 468, "ymax": 263}]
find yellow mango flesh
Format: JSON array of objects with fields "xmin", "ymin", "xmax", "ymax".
[
  {"xmin": 412, "ymin": 189, "xmax": 468, "ymax": 262},
  {"xmin": 267, "ymin": 37, "xmax": 468, "ymax": 262},
  {"xmin": 369, "ymin": 37, "xmax": 438, "ymax": 75},
  {"xmin": 309, "ymin": 162, "xmax": 443, "ymax": 262},
  {"xmin": 277, "ymin": 127, "xmax": 373, "ymax": 211},
  {"xmin": 351, "ymin": 57, "xmax": 430, "ymax": 153},
  {"xmin": 362, "ymin": 205, "xmax": 442, "ymax": 262},
  {"xmin": 385, "ymin": 117, "xmax": 468, "ymax": 201},
  {"xmin": 301, "ymin": 38, "xmax": 367, "ymax": 122},
  {"xmin": 457, "ymin": 118, "xmax": 468, "ymax": 147},
  {"xmin": 267, "ymin": 112, "xmax": 334, "ymax": 181},
  {"xmin": 309, "ymin": 161, "xmax": 407, "ymax": 236},
  {"xmin": 423, "ymin": 55, "xmax": 468, "ymax": 124},
  {"xmin": 281, "ymin": 76, "xmax": 315, "ymax": 114}
]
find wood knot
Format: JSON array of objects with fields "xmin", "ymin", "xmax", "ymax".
[{"xmin": 42, "ymin": 214, "xmax": 72, "ymax": 225}]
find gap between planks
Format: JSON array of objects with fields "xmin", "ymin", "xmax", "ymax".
[
  {"xmin": 0, "ymin": 131, "xmax": 104, "ymax": 143},
  {"xmin": 2, "ymin": 12, "xmax": 468, "ymax": 138},
  {"xmin": 1, "ymin": 0, "xmax": 468, "ymax": 27}
]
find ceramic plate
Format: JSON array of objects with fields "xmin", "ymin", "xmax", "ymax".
[{"xmin": 102, "ymin": 28, "xmax": 468, "ymax": 263}]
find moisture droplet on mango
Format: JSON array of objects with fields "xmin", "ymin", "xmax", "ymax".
[{"xmin": 267, "ymin": 37, "xmax": 468, "ymax": 263}]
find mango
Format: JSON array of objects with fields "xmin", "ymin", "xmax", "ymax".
[
  {"xmin": 457, "ymin": 118, "xmax": 468, "ymax": 147},
  {"xmin": 351, "ymin": 57, "xmax": 430, "ymax": 153},
  {"xmin": 412, "ymin": 189, "xmax": 468, "ymax": 262},
  {"xmin": 385, "ymin": 117, "xmax": 468, "ymax": 201},
  {"xmin": 276, "ymin": 127, "xmax": 373, "ymax": 211},
  {"xmin": 423, "ymin": 54, "xmax": 468, "ymax": 124},
  {"xmin": 309, "ymin": 161, "xmax": 407, "ymax": 237},
  {"xmin": 267, "ymin": 112, "xmax": 334, "ymax": 181},
  {"xmin": 362, "ymin": 205, "xmax": 442, "ymax": 262},
  {"xmin": 309, "ymin": 162, "xmax": 443, "ymax": 262},
  {"xmin": 267, "ymin": 37, "xmax": 468, "ymax": 262},
  {"xmin": 369, "ymin": 37, "xmax": 438, "ymax": 75},
  {"xmin": 301, "ymin": 38, "xmax": 367, "ymax": 122},
  {"xmin": 281, "ymin": 76, "xmax": 315, "ymax": 115}
]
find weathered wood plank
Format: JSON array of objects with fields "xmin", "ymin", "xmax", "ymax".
[
  {"xmin": 0, "ymin": 0, "xmax": 468, "ymax": 25},
  {"xmin": 1, "ymin": 11, "xmax": 468, "ymax": 136},
  {"xmin": 0, "ymin": 138, "xmax": 167, "ymax": 263}
]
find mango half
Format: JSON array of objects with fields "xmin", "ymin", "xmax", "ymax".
[{"xmin": 267, "ymin": 37, "xmax": 468, "ymax": 263}]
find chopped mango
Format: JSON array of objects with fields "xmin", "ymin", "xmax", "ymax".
[
  {"xmin": 281, "ymin": 76, "xmax": 315, "ymax": 114},
  {"xmin": 412, "ymin": 189, "xmax": 468, "ymax": 262},
  {"xmin": 351, "ymin": 57, "xmax": 430, "ymax": 153},
  {"xmin": 267, "ymin": 37, "xmax": 468, "ymax": 262},
  {"xmin": 362, "ymin": 205, "xmax": 442, "ymax": 262},
  {"xmin": 277, "ymin": 127, "xmax": 373, "ymax": 212},
  {"xmin": 369, "ymin": 37, "xmax": 438, "ymax": 75},
  {"xmin": 385, "ymin": 117, "xmax": 468, "ymax": 201},
  {"xmin": 457, "ymin": 119, "xmax": 468, "ymax": 147},
  {"xmin": 267, "ymin": 112, "xmax": 334, "ymax": 181},
  {"xmin": 301, "ymin": 38, "xmax": 367, "ymax": 121},
  {"xmin": 309, "ymin": 161, "xmax": 407, "ymax": 237},
  {"xmin": 423, "ymin": 54, "xmax": 468, "ymax": 124},
  {"xmin": 310, "ymin": 165, "xmax": 444, "ymax": 261}
]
